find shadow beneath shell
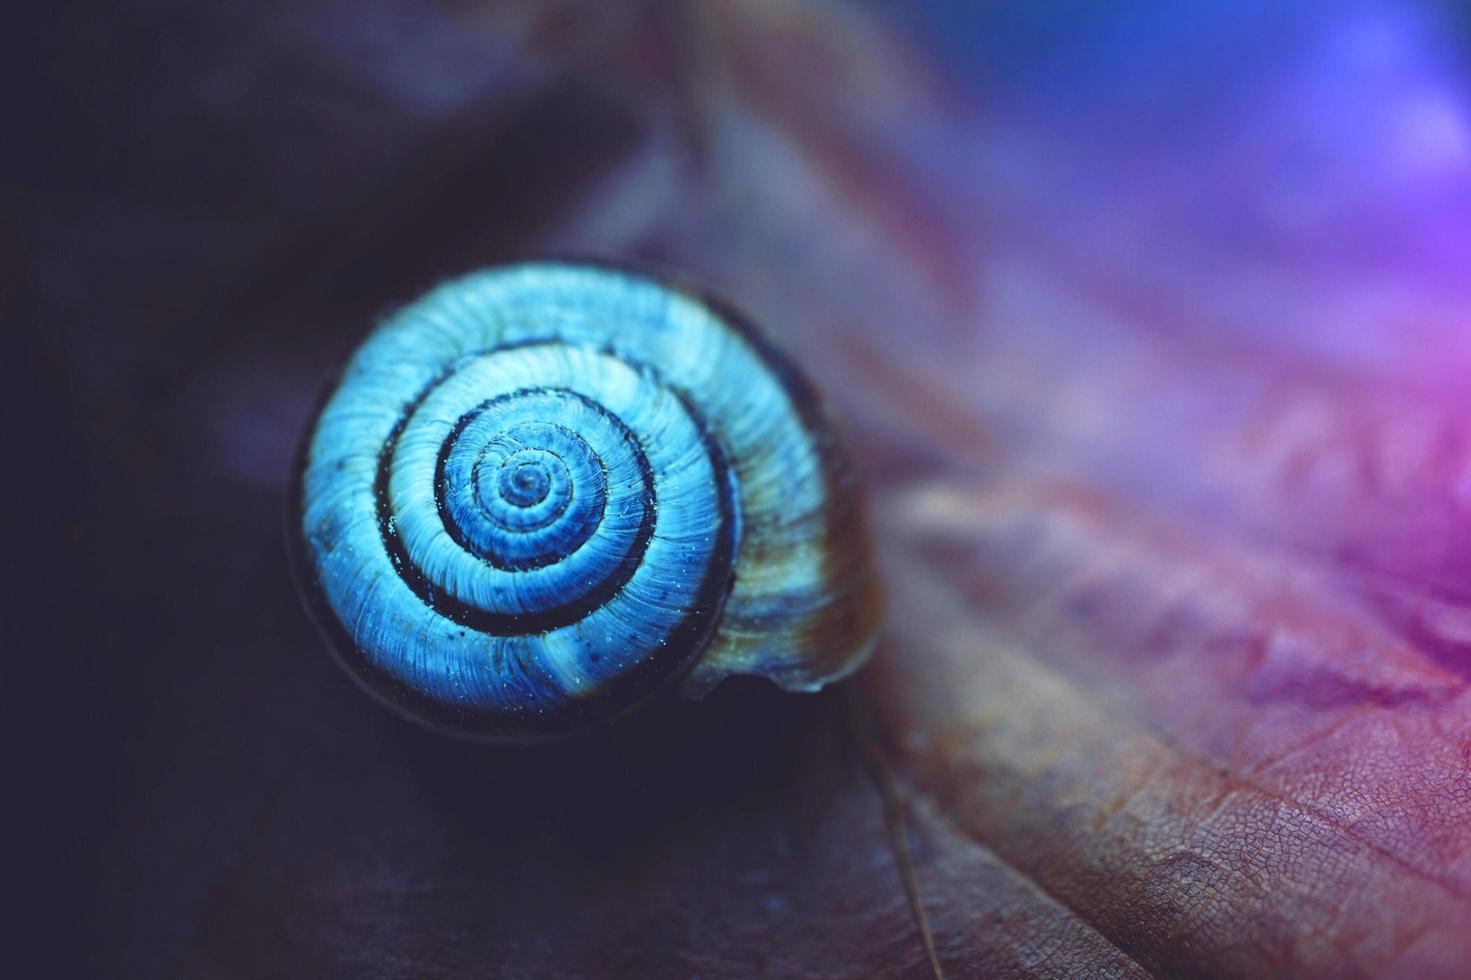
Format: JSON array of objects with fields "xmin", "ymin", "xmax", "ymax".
[{"xmin": 389, "ymin": 677, "xmax": 852, "ymax": 849}]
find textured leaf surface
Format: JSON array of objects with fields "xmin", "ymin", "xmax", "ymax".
[{"xmin": 27, "ymin": 0, "xmax": 1471, "ymax": 976}]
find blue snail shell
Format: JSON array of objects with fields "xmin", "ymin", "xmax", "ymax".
[{"xmin": 291, "ymin": 261, "xmax": 880, "ymax": 740}]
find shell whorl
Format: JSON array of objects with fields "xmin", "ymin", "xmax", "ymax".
[{"xmin": 292, "ymin": 262, "xmax": 880, "ymax": 740}]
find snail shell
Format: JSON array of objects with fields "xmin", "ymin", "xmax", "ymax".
[{"xmin": 290, "ymin": 261, "xmax": 880, "ymax": 741}]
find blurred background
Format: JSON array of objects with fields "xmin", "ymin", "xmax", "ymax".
[{"xmin": 14, "ymin": 1, "xmax": 1471, "ymax": 976}]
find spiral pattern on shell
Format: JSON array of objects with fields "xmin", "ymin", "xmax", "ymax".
[{"xmin": 292, "ymin": 262, "xmax": 880, "ymax": 740}]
